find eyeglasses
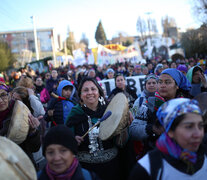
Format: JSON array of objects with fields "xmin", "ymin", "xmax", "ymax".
[
  {"xmin": 0, "ymin": 93, "xmax": 8, "ymax": 101},
  {"xmin": 158, "ymin": 80, "xmax": 174, "ymax": 85}
]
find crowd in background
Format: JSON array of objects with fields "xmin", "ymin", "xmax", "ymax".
[{"xmin": 0, "ymin": 56, "xmax": 207, "ymax": 180}]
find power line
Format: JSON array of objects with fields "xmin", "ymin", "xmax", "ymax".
[{"xmin": 0, "ymin": 1, "xmax": 31, "ymax": 30}]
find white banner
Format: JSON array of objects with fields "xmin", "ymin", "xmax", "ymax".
[
  {"xmin": 99, "ymin": 75, "xmax": 146, "ymax": 97},
  {"xmin": 97, "ymin": 44, "xmax": 141, "ymax": 66},
  {"xmin": 72, "ymin": 49, "xmax": 86, "ymax": 66}
]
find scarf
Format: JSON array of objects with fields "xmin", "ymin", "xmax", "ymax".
[
  {"xmin": 156, "ymin": 132, "xmax": 197, "ymax": 166},
  {"xmin": 46, "ymin": 157, "xmax": 79, "ymax": 180},
  {"xmin": 35, "ymin": 84, "xmax": 45, "ymax": 94},
  {"xmin": 82, "ymin": 102, "xmax": 107, "ymax": 124},
  {"xmin": 143, "ymin": 89, "xmax": 155, "ymax": 98},
  {"xmin": 154, "ymin": 92, "xmax": 165, "ymax": 111}
]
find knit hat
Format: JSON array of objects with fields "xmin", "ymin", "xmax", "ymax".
[
  {"xmin": 0, "ymin": 82, "xmax": 9, "ymax": 92},
  {"xmin": 42, "ymin": 125, "xmax": 78, "ymax": 156},
  {"xmin": 144, "ymin": 74, "xmax": 158, "ymax": 86},
  {"xmin": 161, "ymin": 68, "xmax": 191, "ymax": 91},
  {"xmin": 197, "ymin": 59, "xmax": 206, "ymax": 66},
  {"xmin": 177, "ymin": 64, "xmax": 188, "ymax": 73},
  {"xmin": 154, "ymin": 63, "xmax": 163, "ymax": 74},
  {"xmin": 106, "ymin": 68, "xmax": 114, "ymax": 74}
]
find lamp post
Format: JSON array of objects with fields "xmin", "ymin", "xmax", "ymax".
[{"xmin": 31, "ymin": 16, "xmax": 39, "ymax": 60}]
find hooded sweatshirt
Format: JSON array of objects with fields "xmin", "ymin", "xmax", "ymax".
[{"xmin": 57, "ymin": 80, "xmax": 76, "ymax": 123}]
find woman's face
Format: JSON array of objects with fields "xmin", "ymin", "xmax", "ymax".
[
  {"xmin": 46, "ymin": 144, "xmax": 74, "ymax": 174},
  {"xmin": 146, "ymin": 78, "xmax": 157, "ymax": 93},
  {"xmin": 12, "ymin": 92, "xmax": 22, "ymax": 101},
  {"xmin": 116, "ymin": 76, "xmax": 125, "ymax": 90},
  {"xmin": 35, "ymin": 78, "xmax": 43, "ymax": 86},
  {"xmin": 170, "ymin": 62, "xmax": 177, "ymax": 69},
  {"xmin": 107, "ymin": 72, "xmax": 114, "ymax": 79},
  {"xmin": 158, "ymin": 74, "xmax": 178, "ymax": 100},
  {"xmin": 0, "ymin": 89, "xmax": 9, "ymax": 112},
  {"xmin": 168, "ymin": 113, "xmax": 204, "ymax": 152},
  {"xmin": 45, "ymin": 73, "xmax": 51, "ymax": 80},
  {"xmin": 192, "ymin": 70, "xmax": 202, "ymax": 84},
  {"xmin": 80, "ymin": 81, "xmax": 99, "ymax": 107}
]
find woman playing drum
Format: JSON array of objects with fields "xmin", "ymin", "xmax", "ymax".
[
  {"xmin": 66, "ymin": 77, "xmax": 122, "ymax": 180},
  {"xmin": 0, "ymin": 82, "xmax": 41, "ymax": 169}
]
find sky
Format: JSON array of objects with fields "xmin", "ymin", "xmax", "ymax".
[{"xmin": 0, "ymin": 0, "xmax": 201, "ymax": 48}]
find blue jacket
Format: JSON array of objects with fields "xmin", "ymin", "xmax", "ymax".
[
  {"xmin": 45, "ymin": 80, "xmax": 76, "ymax": 125},
  {"xmin": 38, "ymin": 164, "xmax": 99, "ymax": 180}
]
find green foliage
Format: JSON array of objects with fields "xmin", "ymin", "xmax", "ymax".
[
  {"xmin": 0, "ymin": 41, "xmax": 16, "ymax": 71},
  {"xmin": 181, "ymin": 25, "xmax": 207, "ymax": 58},
  {"xmin": 122, "ymin": 40, "xmax": 132, "ymax": 47},
  {"xmin": 66, "ymin": 32, "xmax": 76, "ymax": 55},
  {"xmin": 95, "ymin": 21, "xmax": 107, "ymax": 45}
]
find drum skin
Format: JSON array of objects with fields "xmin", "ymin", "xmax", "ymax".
[
  {"xmin": 0, "ymin": 136, "xmax": 37, "ymax": 180},
  {"xmin": 7, "ymin": 100, "xmax": 30, "ymax": 145},
  {"xmin": 99, "ymin": 93, "xmax": 129, "ymax": 140}
]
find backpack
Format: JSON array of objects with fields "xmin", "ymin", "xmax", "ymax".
[
  {"xmin": 82, "ymin": 168, "xmax": 92, "ymax": 180},
  {"xmin": 40, "ymin": 88, "xmax": 50, "ymax": 103}
]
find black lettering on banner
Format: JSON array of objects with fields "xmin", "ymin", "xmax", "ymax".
[
  {"xmin": 127, "ymin": 78, "xmax": 137, "ymax": 92},
  {"xmin": 139, "ymin": 78, "xmax": 145, "ymax": 91},
  {"xmin": 104, "ymin": 81, "xmax": 111, "ymax": 96}
]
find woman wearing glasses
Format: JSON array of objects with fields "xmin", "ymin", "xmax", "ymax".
[
  {"xmin": 0, "ymin": 82, "xmax": 41, "ymax": 169},
  {"xmin": 130, "ymin": 68, "xmax": 192, "ymax": 152}
]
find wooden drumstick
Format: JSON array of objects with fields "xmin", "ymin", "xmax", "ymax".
[
  {"xmin": 81, "ymin": 111, "xmax": 112, "ymax": 139},
  {"xmin": 81, "ymin": 121, "xmax": 100, "ymax": 139}
]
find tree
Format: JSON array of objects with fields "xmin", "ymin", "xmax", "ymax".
[
  {"xmin": 193, "ymin": 0, "xmax": 207, "ymax": 23},
  {"xmin": 80, "ymin": 33, "xmax": 89, "ymax": 48},
  {"xmin": 181, "ymin": 25, "xmax": 207, "ymax": 58},
  {"xmin": 122, "ymin": 40, "xmax": 132, "ymax": 47},
  {"xmin": 95, "ymin": 20, "xmax": 107, "ymax": 45},
  {"xmin": 0, "ymin": 41, "xmax": 16, "ymax": 71},
  {"xmin": 66, "ymin": 31, "xmax": 76, "ymax": 55},
  {"xmin": 151, "ymin": 19, "xmax": 158, "ymax": 34},
  {"xmin": 161, "ymin": 16, "xmax": 177, "ymax": 37},
  {"xmin": 136, "ymin": 16, "xmax": 147, "ymax": 40}
]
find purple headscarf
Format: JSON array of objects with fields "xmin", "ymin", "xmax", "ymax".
[{"xmin": 0, "ymin": 82, "xmax": 9, "ymax": 92}]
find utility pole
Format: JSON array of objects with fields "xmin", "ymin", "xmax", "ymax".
[
  {"xmin": 31, "ymin": 16, "xmax": 39, "ymax": 60},
  {"xmin": 145, "ymin": 12, "xmax": 152, "ymax": 45}
]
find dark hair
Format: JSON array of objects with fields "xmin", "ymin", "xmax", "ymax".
[
  {"xmin": 176, "ymin": 88, "xmax": 192, "ymax": 98},
  {"xmin": 170, "ymin": 114, "xmax": 204, "ymax": 131},
  {"xmin": 170, "ymin": 114, "xmax": 185, "ymax": 131},
  {"xmin": 12, "ymin": 86, "xmax": 34, "ymax": 114},
  {"xmin": 193, "ymin": 66, "xmax": 203, "ymax": 75},
  {"xmin": 114, "ymin": 73, "xmax": 125, "ymax": 87},
  {"xmin": 78, "ymin": 77, "xmax": 104, "ymax": 99}
]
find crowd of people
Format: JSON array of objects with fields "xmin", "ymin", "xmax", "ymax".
[{"xmin": 0, "ymin": 57, "xmax": 207, "ymax": 180}]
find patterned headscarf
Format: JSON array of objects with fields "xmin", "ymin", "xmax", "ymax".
[
  {"xmin": 161, "ymin": 68, "xmax": 191, "ymax": 91},
  {"xmin": 144, "ymin": 74, "xmax": 158, "ymax": 85},
  {"xmin": 156, "ymin": 98, "xmax": 202, "ymax": 166},
  {"xmin": 156, "ymin": 98, "xmax": 202, "ymax": 132},
  {"xmin": 0, "ymin": 82, "xmax": 9, "ymax": 92}
]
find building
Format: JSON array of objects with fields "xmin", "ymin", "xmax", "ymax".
[
  {"xmin": 0, "ymin": 28, "xmax": 59, "ymax": 66},
  {"xmin": 109, "ymin": 33, "xmax": 139, "ymax": 46}
]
